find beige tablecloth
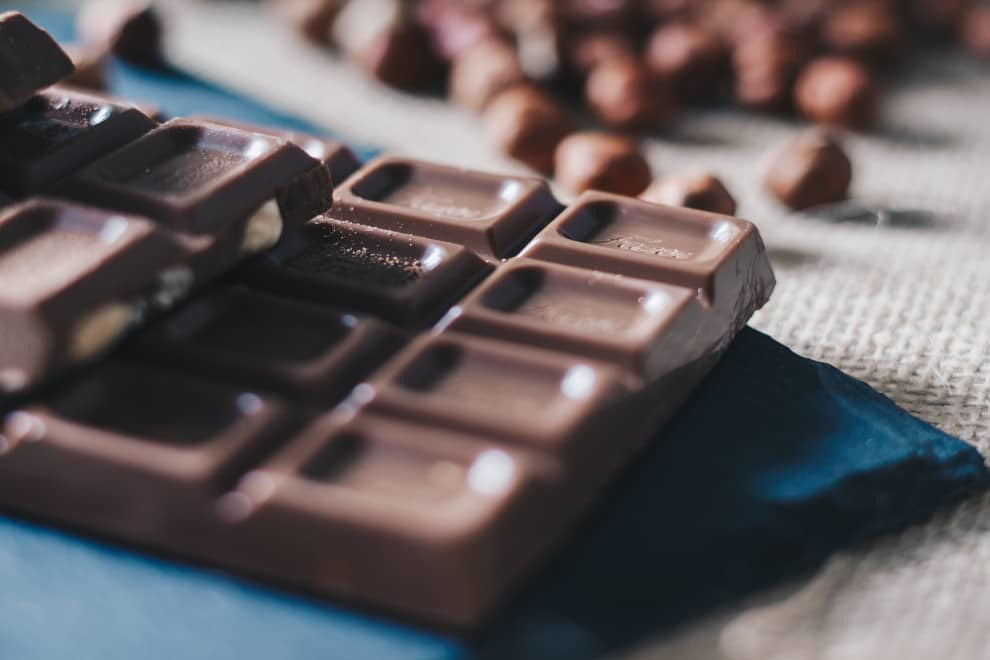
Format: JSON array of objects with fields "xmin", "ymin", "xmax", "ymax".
[{"xmin": 157, "ymin": 4, "xmax": 990, "ymax": 657}]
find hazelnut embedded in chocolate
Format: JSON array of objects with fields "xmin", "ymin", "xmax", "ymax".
[
  {"xmin": 961, "ymin": 6, "xmax": 990, "ymax": 60},
  {"xmin": 639, "ymin": 172, "xmax": 737, "ymax": 215},
  {"xmin": 764, "ymin": 130, "xmax": 853, "ymax": 210},
  {"xmin": 644, "ymin": 22, "xmax": 726, "ymax": 101},
  {"xmin": 794, "ymin": 56, "xmax": 878, "ymax": 130},
  {"xmin": 76, "ymin": 0, "xmax": 163, "ymax": 68},
  {"xmin": 449, "ymin": 38, "xmax": 527, "ymax": 112},
  {"xmin": 585, "ymin": 57, "xmax": 675, "ymax": 131},
  {"xmin": 483, "ymin": 86, "xmax": 574, "ymax": 173},
  {"xmin": 553, "ymin": 132, "xmax": 652, "ymax": 196},
  {"xmin": 820, "ymin": 2, "xmax": 904, "ymax": 65}
]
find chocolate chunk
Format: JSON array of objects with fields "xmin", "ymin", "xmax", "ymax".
[
  {"xmin": 331, "ymin": 155, "xmax": 562, "ymax": 260},
  {"xmin": 0, "ymin": 87, "xmax": 157, "ymax": 196},
  {"xmin": 240, "ymin": 216, "xmax": 491, "ymax": 328},
  {"xmin": 553, "ymin": 132, "xmax": 651, "ymax": 196},
  {"xmin": 129, "ymin": 287, "xmax": 402, "ymax": 404},
  {"xmin": 0, "ymin": 360, "xmax": 287, "ymax": 538},
  {"xmin": 820, "ymin": 3, "xmax": 904, "ymax": 65},
  {"xmin": 353, "ymin": 21, "xmax": 443, "ymax": 92},
  {"xmin": 268, "ymin": 0, "xmax": 345, "ymax": 44},
  {"xmin": 639, "ymin": 172, "xmax": 737, "ymax": 215},
  {"xmin": 961, "ymin": 6, "xmax": 990, "ymax": 60},
  {"xmin": 795, "ymin": 56, "xmax": 878, "ymax": 130},
  {"xmin": 365, "ymin": 333, "xmax": 626, "ymax": 472},
  {"xmin": 441, "ymin": 258, "xmax": 707, "ymax": 380},
  {"xmin": 190, "ymin": 115, "xmax": 361, "ymax": 186},
  {"xmin": 764, "ymin": 129, "xmax": 853, "ymax": 210},
  {"xmin": 61, "ymin": 43, "xmax": 110, "ymax": 91},
  {"xmin": 584, "ymin": 57, "xmax": 676, "ymax": 131},
  {"xmin": 483, "ymin": 86, "xmax": 573, "ymax": 174},
  {"xmin": 221, "ymin": 413, "xmax": 565, "ymax": 627},
  {"xmin": 521, "ymin": 190, "xmax": 773, "ymax": 306},
  {"xmin": 449, "ymin": 38, "xmax": 527, "ymax": 112},
  {"xmin": 76, "ymin": 0, "xmax": 164, "ymax": 68},
  {"xmin": 0, "ymin": 12, "xmax": 74, "ymax": 113},
  {"xmin": 60, "ymin": 118, "xmax": 332, "ymax": 237},
  {"xmin": 0, "ymin": 200, "xmax": 183, "ymax": 392},
  {"xmin": 644, "ymin": 23, "xmax": 726, "ymax": 101}
]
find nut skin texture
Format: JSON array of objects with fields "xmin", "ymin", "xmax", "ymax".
[
  {"xmin": 644, "ymin": 22, "xmax": 726, "ymax": 101},
  {"xmin": 794, "ymin": 57, "xmax": 877, "ymax": 130},
  {"xmin": 820, "ymin": 2, "xmax": 904, "ymax": 65},
  {"xmin": 639, "ymin": 172, "xmax": 737, "ymax": 215},
  {"xmin": 764, "ymin": 130, "xmax": 853, "ymax": 211},
  {"xmin": 76, "ymin": 0, "xmax": 163, "ymax": 68},
  {"xmin": 553, "ymin": 132, "xmax": 652, "ymax": 196},
  {"xmin": 584, "ymin": 57, "xmax": 675, "ymax": 131},
  {"xmin": 449, "ymin": 38, "xmax": 526, "ymax": 111},
  {"xmin": 483, "ymin": 87, "xmax": 574, "ymax": 174},
  {"xmin": 961, "ymin": 7, "xmax": 990, "ymax": 60}
]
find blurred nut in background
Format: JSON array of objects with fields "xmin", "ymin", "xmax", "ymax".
[
  {"xmin": 644, "ymin": 22, "xmax": 726, "ymax": 101},
  {"xmin": 961, "ymin": 6, "xmax": 990, "ymax": 60},
  {"xmin": 820, "ymin": 2, "xmax": 904, "ymax": 66},
  {"xmin": 794, "ymin": 56, "xmax": 877, "ymax": 130},
  {"xmin": 449, "ymin": 38, "xmax": 527, "ymax": 111},
  {"xmin": 765, "ymin": 129, "xmax": 853, "ymax": 210},
  {"xmin": 483, "ymin": 86, "xmax": 573, "ymax": 174},
  {"xmin": 554, "ymin": 131, "xmax": 652, "ymax": 196},
  {"xmin": 640, "ymin": 172, "xmax": 737, "ymax": 215},
  {"xmin": 585, "ymin": 57, "xmax": 675, "ymax": 131},
  {"xmin": 76, "ymin": 0, "xmax": 163, "ymax": 68}
]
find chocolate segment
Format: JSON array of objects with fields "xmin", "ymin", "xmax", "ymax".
[
  {"xmin": 240, "ymin": 216, "xmax": 491, "ymax": 328},
  {"xmin": 0, "ymin": 200, "xmax": 182, "ymax": 392},
  {"xmin": 365, "ymin": 333, "xmax": 626, "ymax": 471},
  {"xmin": 0, "ymin": 87, "xmax": 157, "ymax": 196},
  {"xmin": 60, "ymin": 119, "xmax": 332, "ymax": 236},
  {"xmin": 332, "ymin": 156, "xmax": 562, "ymax": 260},
  {"xmin": 129, "ymin": 287, "xmax": 403, "ymax": 404},
  {"xmin": 191, "ymin": 115, "xmax": 361, "ymax": 186},
  {"xmin": 520, "ymin": 191, "xmax": 774, "ymax": 308},
  {"xmin": 0, "ymin": 12, "xmax": 74, "ymax": 112},
  {"xmin": 441, "ymin": 258, "xmax": 706, "ymax": 381},
  {"xmin": 0, "ymin": 360, "xmax": 286, "ymax": 542},
  {"xmin": 219, "ymin": 413, "xmax": 565, "ymax": 627}
]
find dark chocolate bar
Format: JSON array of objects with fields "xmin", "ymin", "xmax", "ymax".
[
  {"xmin": 0, "ymin": 114, "xmax": 775, "ymax": 628},
  {"xmin": 331, "ymin": 156, "xmax": 562, "ymax": 260},
  {"xmin": 0, "ymin": 12, "xmax": 74, "ymax": 112},
  {"xmin": 0, "ymin": 199, "xmax": 183, "ymax": 392},
  {"xmin": 0, "ymin": 87, "xmax": 158, "ymax": 196}
]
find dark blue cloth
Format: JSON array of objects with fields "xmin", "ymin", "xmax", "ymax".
[{"xmin": 1, "ymin": 8, "xmax": 987, "ymax": 659}]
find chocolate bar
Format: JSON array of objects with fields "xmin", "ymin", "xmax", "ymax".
[
  {"xmin": 0, "ymin": 87, "xmax": 158, "ymax": 196},
  {"xmin": 0, "ymin": 28, "xmax": 775, "ymax": 628},
  {"xmin": 0, "ymin": 12, "xmax": 74, "ymax": 112}
]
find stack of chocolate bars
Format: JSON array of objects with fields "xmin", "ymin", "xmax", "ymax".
[{"xmin": 0, "ymin": 12, "xmax": 774, "ymax": 628}]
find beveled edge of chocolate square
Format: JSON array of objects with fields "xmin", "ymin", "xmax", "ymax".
[
  {"xmin": 520, "ymin": 190, "xmax": 774, "ymax": 306},
  {"xmin": 0, "ymin": 12, "xmax": 74, "ymax": 112},
  {"xmin": 59, "ymin": 118, "xmax": 330, "ymax": 235},
  {"xmin": 332, "ymin": 154, "xmax": 563, "ymax": 260},
  {"xmin": 361, "ymin": 331, "xmax": 628, "ymax": 454},
  {"xmin": 440, "ymin": 257, "xmax": 705, "ymax": 381}
]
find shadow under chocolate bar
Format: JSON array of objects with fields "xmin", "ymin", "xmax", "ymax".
[{"xmin": 0, "ymin": 13, "xmax": 776, "ymax": 631}]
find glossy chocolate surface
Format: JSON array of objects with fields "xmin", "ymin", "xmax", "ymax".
[
  {"xmin": 240, "ymin": 215, "xmax": 491, "ymax": 328},
  {"xmin": 332, "ymin": 155, "xmax": 562, "ymax": 260},
  {"xmin": 0, "ymin": 12, "xmax": 74, "ymax": 112},
  {"xmin": 0, "ymin": 88, "xmax": 157, "ymax": 195}
]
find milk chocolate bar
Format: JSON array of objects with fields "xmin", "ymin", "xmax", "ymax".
[
  {"xmin": 0, "ymin": 12, "xmax": 74, "ymax": 112},
  {"xmin": 0, "ymin": 111, "xmax": 775, "ymax": 627},
  {"xmin": 0, "ymin": 87, "xmax": 158, "ymax": 196}
]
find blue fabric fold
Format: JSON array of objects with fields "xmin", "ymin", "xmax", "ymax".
[{"xmin": 1, "ymin": 8, "xmax": 987, "ymax": 659}]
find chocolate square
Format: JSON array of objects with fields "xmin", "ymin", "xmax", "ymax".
[
  {"xmin": 240, "ymin": 216, "xmax": 491, "ymax": 328},
  {"xmin": 332, "ymin": 156, "xmax": 562, "ymax": 260}
]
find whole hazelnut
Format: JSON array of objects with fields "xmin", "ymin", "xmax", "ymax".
[
  {"xmin": 640, "ymin": 172, "xmax": 737, "ymax": 215},
  {"xmin": 554, "ymin": 132, "xmax": 652, "ymax": 196},
  {"xmin": 764, "ymin": 130, "xmax": 853, "ymax": 210},
  {"xmin": 794, "ymin": 56, "xmax": 878, "ymax": 129},
  {"xmin": 449, "ymin": 38, "xmax": 527, "ymax": 111},
  {"xmin": 585, "ymin": 57, "xmax": 676, "ymax": 130},
  {"xmin": 484, "ymin": 86, "xmax": 574, "ymax": 173},
  {"xmin": 732, "ymin": 30, "xmax": 810, "ymax": 112},
  {"xmin": 820, "ymin": 2, "xmax": 904, "ymax": 65},
  {"xmin": 644, "ymin": 22, "xmax": 726, "ymax": 101}
]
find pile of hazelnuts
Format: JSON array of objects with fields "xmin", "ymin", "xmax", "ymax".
[{"xmin": 274, "ymin": 0, "xmax": 990, "ymax": 215}]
